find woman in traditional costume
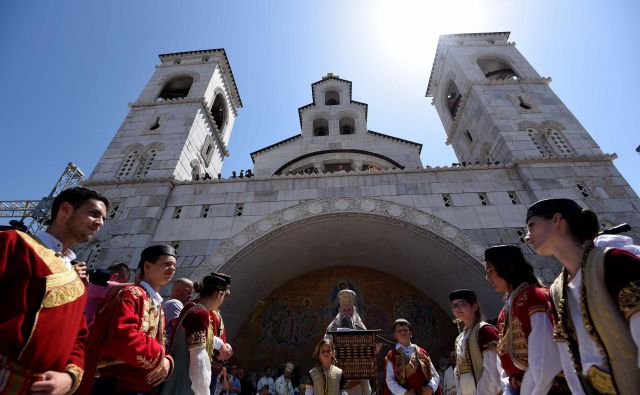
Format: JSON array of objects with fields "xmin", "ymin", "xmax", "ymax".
[
  {"xmin": 305, "ymin": 338, "xmax": 348, "ymax": 395},
  {"xmin": 449, "ymin": 289, "xmax": 501, "ymax": 395},
  {"xmin": 525, "ymin": 198, "xmax": 640, "ymax": 394},
  {"xmin": 159, "ymin": 272, "xmax": 233, "ymax": 395},
  {"xmin": 483, "ymin": 245, "xmax": 569, "ymax": 394}
]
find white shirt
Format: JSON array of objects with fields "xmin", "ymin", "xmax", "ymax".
[
  {"xmin": 555, "ymin": 268, "xmax": 640, "ymax": 394},
  {"xmin": 140, "ymin": 280, "xmax": 163, "ymax": 307},
  {"xmin": 275, "ymin": 375, "xmax": 293, "ymax": 395},
  {"xmin": 385, "ymin": 343, "xmax": 439, "ymax": 395},
  {"xmin": 36, "ymin": 230, "xmax": 76, "ymax": 268},
  {"xmin": 454, "ymin": 328, "xmax": 501, "ymax": 395},
  {"xmin": 257, "ymin": 377, "xmax": 275, "ymax": 395},
  {"xmin": 566, "ymin": 270, "xmax": 607, "ymax": 374}
]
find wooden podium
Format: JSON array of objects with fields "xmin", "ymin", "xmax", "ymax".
[{"xmin": 327, "ymin": 329, "xmax": 381, "ymax": 380}]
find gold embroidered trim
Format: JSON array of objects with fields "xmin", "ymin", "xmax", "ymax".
[
  {"xmin": 136, "ymin": 353, "xmax": 162, "ymax": 370},
  {"xmin": 481, "ymin": 340, "xmax": 498, "ymax": 354},
  {"xmin": 16, "ymin": 231, "xmax": 68, "ymax": 274},
  {"xmin": 97, "ymin": 359, "xmax": 126, "ymax": 369},
  {"xmin": 586, "ymin": 365, "xmax": 616, "ymax": 394},
  {"xmin": 65, "ymin": 363, "xmax": 83, "ymax": 393},
  {"xmin": 187, "ymin": 331, "xmax": 207, "ymax": 350},
  {"xmin": 618, "ymin": 280, "xmax": 640, "ymax": 320},
  {"xmin": 43, "ymin": 270, "xmax": 84, "ymax": 308}
]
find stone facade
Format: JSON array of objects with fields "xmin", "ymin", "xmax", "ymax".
[{"xmin": 81, "ymin": 34, "xmax": 640, "ymax": 345}]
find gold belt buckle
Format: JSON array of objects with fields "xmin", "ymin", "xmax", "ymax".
[{"xmin": 586, "ymin": 365, "xmax": 616, "ymax": 394}]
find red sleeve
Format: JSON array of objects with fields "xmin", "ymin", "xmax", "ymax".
[
  {"xmin": 478, "ymin": 324, "xmax": 499, "ymax": 354},
  {"xmin": 211, "ymin": 311, "xmax": 227, "ymax": 343},
  {"xmin": 518, "ymin": 286, "xmax": 551, "ymax": 318},
  {"xmin": 100, "ymin": 286, "xmax": 165, "ymax": 370},
  {"xmin": 182, "ymin": 308, "xmax": 209, "ymax": 349}
]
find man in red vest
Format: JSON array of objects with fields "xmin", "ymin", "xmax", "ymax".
[
  {"xmin": 0, "ymin": 187, "xmax": 109, "ymax": 394},
  {"xmin": 385, "ymin": 319, "xmax": 442, "ymax": 395}
]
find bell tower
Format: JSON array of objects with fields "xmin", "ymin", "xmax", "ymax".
[
  {"xmin": 426, "ymin": 32, "xmax": 601, "ymax": 165},
  {"xmin": 89, "ymin": 49, "xmax": 242, "ymax": 182}
]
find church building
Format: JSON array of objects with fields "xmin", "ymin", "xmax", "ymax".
[{"xmin": 81, "ymin": 32, "xmax": 640, "ymax": 371}]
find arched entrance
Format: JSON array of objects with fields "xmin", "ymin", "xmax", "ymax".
[
  {"xmin": 192, "ymin": 197, "xmax": 501, "ymax": 350},
  {"xmin": 231, "ymin": 265, "xmax": 457, "ymax": 378}
]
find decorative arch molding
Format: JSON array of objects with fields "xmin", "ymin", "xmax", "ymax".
[
  {"xmin": 540, "ymin": 120, "xmax": 566, "ymax": 131},
  {"xmin": 192, "ymin": 197, "xmax": 488, "ymax": 280},
  {"xmin": 470, "ymin": 51, "xmax": 518, "ymax": 65},
  {"xmin": 119, "ymin": 143, "xmax": 144, "ymax": 155},
  {"xmin": 274, "ymin": 149, "xmax": 404, "ymax": 175}
]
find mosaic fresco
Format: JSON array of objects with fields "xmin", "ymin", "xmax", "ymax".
[{"xmin": 231, "ymin": 266, "xmax": 458, "ymax": 377}]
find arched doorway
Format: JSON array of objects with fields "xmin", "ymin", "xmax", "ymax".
[
  {"xmin": 230, "ymin": 265, "xmax": 457, "ymax": 381},
  {"xmin": 191, "ymin": 197, "xmax": 501, "ymax": 366}
]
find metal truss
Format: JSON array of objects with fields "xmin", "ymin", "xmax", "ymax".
[{"xmin": 0, "ymin": 162, "xmax": 84, "ymax": 234}]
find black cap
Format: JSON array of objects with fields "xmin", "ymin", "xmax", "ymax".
[
  {"xmin": 201, "ymin": 272, "xmax": 231, "ymax": 291},
  {"xmin": 485, "ymin": 245, "xmax": 525, "ymax": 265},
  {"xmin": 212, "ymin": 272, "xmax": 231, "ymax": 285},
  {"xmin": 139, "ymin": 244, "xmax": 176, "ymax": 268},
  {"xmin": 526, "ymin": 198, "xmax": 582, "ymax": 222},
  {"xmin": 449, "ymin": 289, "xmax": 477, "ymax": 303},
  {"xmin": 484, "ymin": 245, "xmax": 526, "ymax": 263}
]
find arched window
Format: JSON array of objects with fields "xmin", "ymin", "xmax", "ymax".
[
  {"xmin": 117, "ymin": 150, "xmax": 140, "ymax": 179},
  {"xmin": 313, "ymin": 119, "xmax": 329, "ymax": 136},
  {"xmin": 339, "ymin": 117, "xmax": 355, "ymax": 135},
  {"xmin": 158, "ymin": 76, "xmax": 193, "ymax": 100},
  {"xmin": 210, "ymin": 93, "xmax": 227, "ymax": 133},
  {"xmin": 527, "ymin": 128, "xmax": 552, "ymax": 156},
  {"xmin": 445, "ymin": 80, "xmax": 462, "ymax": 119},
  {"xmin": 135, "ymin": 149, "xmax": 157, "ymax": 178},
  {"xmin": 477, "ymin": 58, "xmax": 519, "ymax": 81},
  {"xmin": 543, "ymin": 128, "xmax": 573, "ymax": 156},
  {"xmin": 325, "ymin": 91, "xmax": 340, "ymax": 105}
]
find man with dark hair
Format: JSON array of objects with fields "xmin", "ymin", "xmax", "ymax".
[
  {"xmin": 78, "ymin": 245, "xmax": 176, "ymax": 394},
  {"xmin": 385, "ymin": 319, "xmax": 441, "ymax": 395},
  {"xmin": 0, "ymin": 186, "xmax": 108, "ymax": 394},
  {"xmin": 108, "ymin": 262, "xmax": 131, "ymax": 283}
]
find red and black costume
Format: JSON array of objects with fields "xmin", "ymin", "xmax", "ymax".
[
  {"xmin": 78, "ymin": 283, "xmax": 173, "ymax": 394},
  {"xmin": 384, "ymin": 344, "xmax": 442, "ymax": 395},
  {"xmin": 0, "ymin": 230, "xmax": 87, "ymax": 394}
]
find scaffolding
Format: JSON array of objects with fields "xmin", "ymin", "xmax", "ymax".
[{"xmin": 0, "ymin": 162, "xmax": 84, "ymax": 234}]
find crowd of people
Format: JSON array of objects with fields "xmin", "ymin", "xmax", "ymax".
[{"xmin": 0, "ymin": 186, "xmax": 638, "ymax": 395}]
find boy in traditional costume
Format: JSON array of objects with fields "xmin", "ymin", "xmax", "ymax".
[
  {"xmin": 449, "ymin": 289, "xmax": 501, "ymax": 395},
  {"xmin": 384, "ymin": 319, "xmax": 441, "ymax": 395},
  {"xmin": 78, "ymin": 245, "xmax": 176, "ymax": 395},
  {"xmin": 483, "ymin": 245, "xmax": 570, "ymax": 394},
  {"xmin": 0, "ymin": 187, "xmax": 108, "ymax": 395},
  {"xmin": 525, "ymin": 198, "xmax": 640, "ymax": 394},
  {"xmin": 159, "ymin": 272, "xmax": 232, "ymax": 395}
]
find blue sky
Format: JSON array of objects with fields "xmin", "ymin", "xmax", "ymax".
[{"xmin": 1, "ymin": 1, "xmax": 639, "ymax": 220}]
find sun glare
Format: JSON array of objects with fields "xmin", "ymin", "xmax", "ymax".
[{"xmin": 372, "ymin": 1, "xmax": 491, "ymax": 71}]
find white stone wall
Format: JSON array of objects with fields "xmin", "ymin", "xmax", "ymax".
[
  {"xmin": 81, "ymin": 158, "xmax": 640, "ymax": 288},
  {"xmin": 90, "ymin": 57, "xmax": 236, "ymax": 182},
  {"xmin": 252, "ymin": 132, "xmax": 422, "ymax": 176},
  {"xmin": 428, "ymin": 35, "xmax": 602, "ymax": 165}
]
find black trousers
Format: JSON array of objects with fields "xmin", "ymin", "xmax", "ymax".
[{"xmin": 90, "ymin": 377, "xmax": 151, "ymax": 395}]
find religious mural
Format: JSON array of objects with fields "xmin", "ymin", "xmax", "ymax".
[{"xmin": 231, "ymin": 266, "xmax": 457, "ymax": 377}]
